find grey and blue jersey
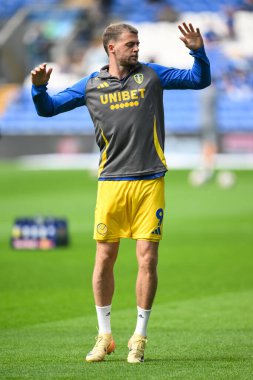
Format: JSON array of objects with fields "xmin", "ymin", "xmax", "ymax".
[{"xmin": 32, "ymin": 46, "xmax": 211, "ymax": 179}]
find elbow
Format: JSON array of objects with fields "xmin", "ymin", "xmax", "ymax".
[
  {"xmin": 195, "ymin": 76, "xmax": 211, "ymax": 90},
  {"xmin": 203, "ymin": 75, "xmax": 212, "ymax": 89},
  {"xmin": 34, "ymin": 104, "xmax": 54, "ymax": 117},
  {"xmin": 33, "ymin": 98, "xmax": 55, "ymax": 117},
  {"xmin": 36, "ymin": 110, "xmax": 53, "ymax": 117}
]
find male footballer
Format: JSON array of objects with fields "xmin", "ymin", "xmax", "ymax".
[{"xmin": 31, "ymin": 22, "xmax": 211, "ymax": 363}]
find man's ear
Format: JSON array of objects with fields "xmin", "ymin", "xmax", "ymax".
[{"xmin": 108, "ymin": 42, "xmax": 115, "ymax": 54}]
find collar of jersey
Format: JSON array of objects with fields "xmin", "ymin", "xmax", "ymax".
[{"xmin": 98, "ymin": 62, "xmax": 142, "ymax": 79}]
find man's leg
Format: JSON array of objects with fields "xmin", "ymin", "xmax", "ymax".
[
  {"xmin": 136, "ymin": 240, "xmax": 159, "ymax": 310},
  {"xmin": 86, "ymin": 241, "xmax": 119, "ymax": 362},
  {"xmin": 128, "ymin": 240, "xmax": 159, "ymax": 363},
  {"xmin": 93, "ymin": 241, "xmax": 119, "ymax": 307}
]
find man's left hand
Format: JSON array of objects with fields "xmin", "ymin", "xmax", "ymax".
[{"xmin": 178, "ymin": 22, "xmax": 204, "ymax": 51}]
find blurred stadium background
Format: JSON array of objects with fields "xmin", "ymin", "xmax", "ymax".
[
  {"xmin": 1, "ymin": 1, "xmax": 253, "ymax": 379},
  {"xmin": 0, "ymin": 0, "xmax": 253, "ymax": 167}
]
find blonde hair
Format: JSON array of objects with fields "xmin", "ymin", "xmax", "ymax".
[{"xmin": 102, "ymin": 23, "xmax": 138, "ymax": 55}]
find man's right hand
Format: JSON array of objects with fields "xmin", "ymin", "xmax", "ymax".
[{"xmin": 31, "ymin": 63, "xmax": 53, "ymax": 86}]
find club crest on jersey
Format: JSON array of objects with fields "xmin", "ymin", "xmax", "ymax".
[
  {"xmin": 133, "ymin": 73, "xmax": 144, "ymax": 84},
  {"xmin": 97, "ymin": 223, "xmax": 108, "ymax": 236}
]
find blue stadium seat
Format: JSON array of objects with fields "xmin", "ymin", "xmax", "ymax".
[
  {"xmin": 1, "ymin": 88, "xmax": 253, "ymax": 135},
  {"xmin": 111, "ymin": 0, "xmax": 246, "ymax": 17},
  {"xmin": 1, "ymin": 0, "xmax": 252, "ymax": 136},
  {"xmin": 0, "ymin": 0, "xmax": 61, "ymax": 20}
]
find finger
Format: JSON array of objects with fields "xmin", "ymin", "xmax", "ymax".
[
  {"xmin": 189, "ymin": 23, "xmax": 195, "ymax": 33},
  {"xmin": 196, "ymin": 27, "xmax": 201, "ymax": 35},
  {"xmin": 39, "ymin": 64, "xmax": 47, "ymax": 70},
  {"xmin": 35, "ymin": 67, "xmax": 42, "ymax": 74},
  {"xmin": 178, "ymin": 25, "xmax": 187, "ymax": 36},
  {"xmin": 182, "ymin": 22, "xmax": 191, "ymax": 33},
  {"xmin": 179, "ymin": 36, "xmax": 187, "ymax": 44},
  {"xmin": 32, "ymin": 62, "xmax": 45, "ymax": 71},
  {"xmin": 46, "ymin": 67, "xmax": 53, "ymax": 78},
  {"xmin": 32, "ymin": 65, "xmax": 42, "ymax": 72},
  {"xmin": 31, "ymin": 66, "xmax": 39, "ymax": 72}
]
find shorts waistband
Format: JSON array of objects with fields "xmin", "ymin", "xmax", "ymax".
[{"xmin": 98, "ymin": 171, "xmax": 165, "ymax": 181}]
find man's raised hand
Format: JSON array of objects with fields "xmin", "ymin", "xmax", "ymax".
[
  {"xmin": 31, "ymin": 63, "xmax": 53, "ymax": 86},
  {"xmin": 178, "ymin": 22, "xmax": 203, "ymax": 51}
]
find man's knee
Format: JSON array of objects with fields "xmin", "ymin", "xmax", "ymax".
[
  {"xmin": 140, "ymin": 254, "xmax": 158, "ymax": 273},
  {"xmin": 137, "ymin": 241, "xmax": 159, "ymax": 272},
  {"xmin": 95, "ymin": 242, "xmax": 119, "ymax": 270}
]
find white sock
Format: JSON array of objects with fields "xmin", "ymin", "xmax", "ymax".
[
  {"xmin": 134, "ymin": 306, "xmax": 151, "ymax": 337},
  {"xmin": 95, "ymin": 305, "xmax": 112, "ymax": 334}
]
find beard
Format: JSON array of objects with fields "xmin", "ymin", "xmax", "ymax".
[{"xmin": 119, "ymin": 55, "xmax": 138, "ymax": 67}]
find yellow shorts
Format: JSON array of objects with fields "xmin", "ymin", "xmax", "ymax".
[{"xmin": 93, "ymin": 177, "xmax": 165, "ymax": 242}]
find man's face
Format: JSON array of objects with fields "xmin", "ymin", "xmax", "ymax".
[{"xmin": 109, "ymin": 31, "xmax": 140, "ymax": 66}]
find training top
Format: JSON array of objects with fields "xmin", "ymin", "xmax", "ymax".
[{"xmin": 32, "ymin": 46, "xmax": 211, "ymax": 180}]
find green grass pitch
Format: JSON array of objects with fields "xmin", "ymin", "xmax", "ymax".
[{"xmin": 0, "ymin": 163, "xmax": 253, "ymax": 379}]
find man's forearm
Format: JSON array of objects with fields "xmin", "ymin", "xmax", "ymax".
[
  {"xmin": 189, "ymin": 46, "xmax": 211, "ymax": 89},
  {"xmin": 32, "ymin": 84, "xmax": 55, "ymax": 117}
]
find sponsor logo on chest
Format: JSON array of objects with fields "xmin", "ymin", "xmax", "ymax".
[{"xmin": 97, "ymin": 73, "xmax": 146, "ymax": 110}]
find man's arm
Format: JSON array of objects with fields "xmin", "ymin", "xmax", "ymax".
[
  {"xmin": 31, "ymin": 63, "xmax": 96, "ymax": 117},
  {"xmin": 145, "ymin": 22, "xmax": 211, "ymax": 90}
]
